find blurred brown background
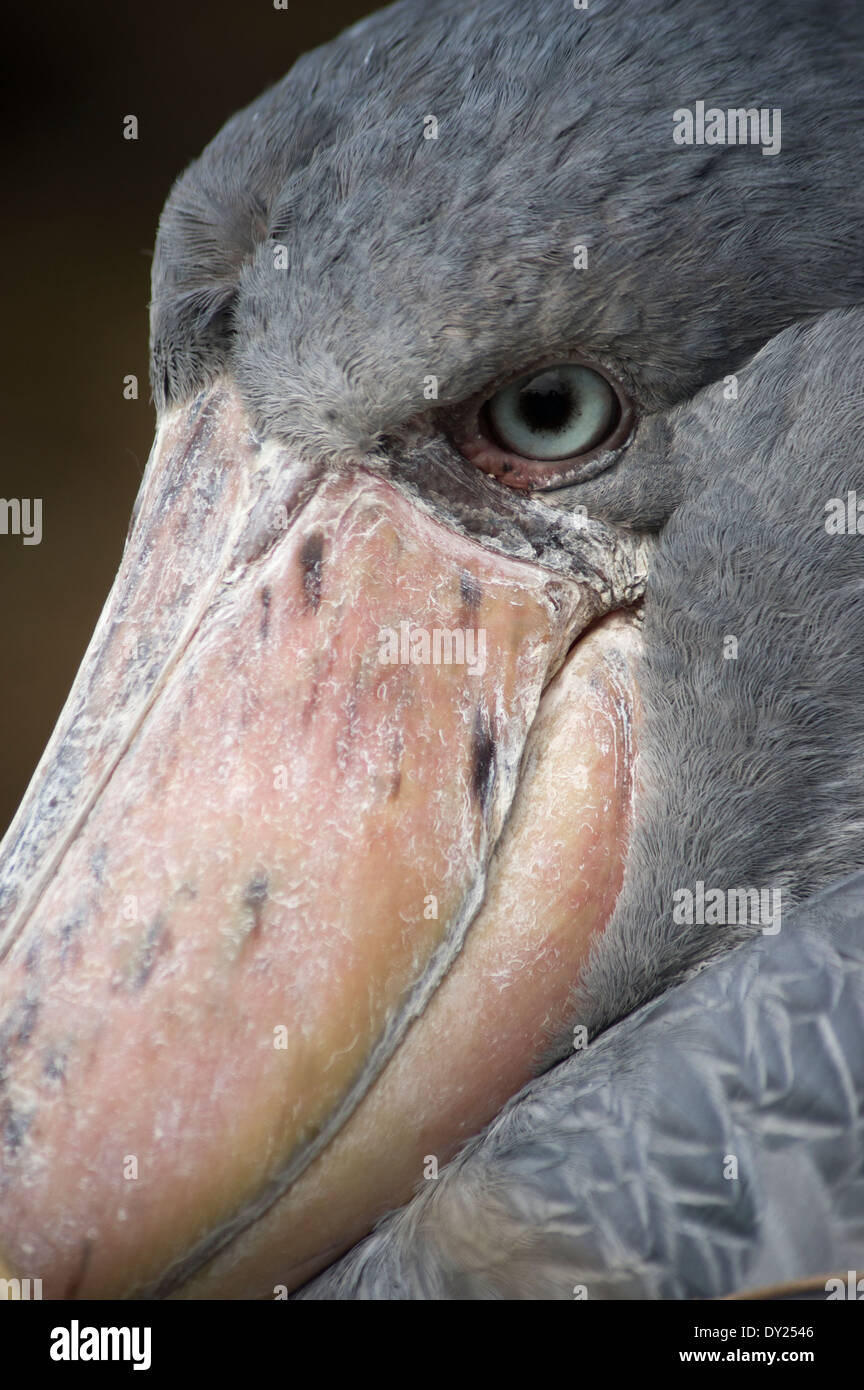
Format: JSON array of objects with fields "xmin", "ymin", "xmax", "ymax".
[{"xmin": 0, "ymin": 0, "xmax": 387, "ymax": 836}]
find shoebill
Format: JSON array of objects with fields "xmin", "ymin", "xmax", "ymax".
[{"xmin": 0, "ymin": 0, "xmax": 862, "ymax": 1300}]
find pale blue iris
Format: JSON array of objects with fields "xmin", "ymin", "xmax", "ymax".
[{"xmin": 488, "ymin": 364, "xmax": 616, "ymax": 460}]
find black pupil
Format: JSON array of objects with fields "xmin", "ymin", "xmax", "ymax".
[{"xmin": 517, "ymin": 372, "xmax": 575, "ymax": 433}]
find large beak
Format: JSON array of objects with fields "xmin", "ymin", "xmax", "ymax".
[{"xmin": 0, "ymin": 383, "xmax": 645, "ymax": 1298}]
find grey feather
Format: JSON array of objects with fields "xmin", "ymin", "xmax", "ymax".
[{"xmin": 152, "ymin": 0, "xmax": 864, "ymax": 455}]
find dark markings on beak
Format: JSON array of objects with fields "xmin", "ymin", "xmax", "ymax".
[
  {"xmin": 0, "ymin": 1100, "xmax": 30, "ymax": 1157},
  {"xmin": 299, "ymin": 531, "xmax": 325, "ymax": 612},
  {"xmin": 0, "ymin": 992, "xmax": 40, "ymax": 1060},
  {"xmin": 89, "ymin": 844, "xmax": 108, "ymax": 884},
  {"xmin": 59, "ymin": 912, "xmax": 85, "ymax": 965},
  {"xmin": 186, "ymin": 389, "xmax": 221, "ymax": 453},
  {"xmin": 64, "ymin": 1238, "xmax": 93, "ymax": 1300},
  {"xmin": 460, "ymin": 571, "xmax": 482, "ymax": 609},
  {"xmin": 0, "ymin": 995, "xmax": 40, "ymax": 1155},
  {"xmin": 389, "ymin": 728, "xmax": 404, "ymax": 801},
  {"xmin": 0, "ymin": 883, "xmax": 19, "ymax": 928},
  {"xmin": 0, "ymin": 995, "xmax": 37, "ymax": 1156},
  {"xmin": 260, "ymin": 585, "xmax": 272, "ymax": 642},
  {"xmin": 157, "ymin": 390, "xmax": 223, "ymax": 516},
  {"xmin": 42, "ymin": 1048, "xmax": 67, "ymax": 1084},
  {"xmin": 0, "ymin": 1000, "xmax": 36, "ymax": 1156},
  {"xmin": 243, "ymin": 871, "xmax": 269, "ymax": 935},
  {"xmin": 131, "ymin": 914, "xmax": 172, "ymax": 991},
  {"xmin": 471, "ymin": 710, "xmax": 496, "ymax": 813}
]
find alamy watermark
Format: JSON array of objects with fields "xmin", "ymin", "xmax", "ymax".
[
  {"xmin": 378, "ymin": 622, "xmax": 487, "ymax": 677},
  {"xmin": 0, "ymin": 1276, "xmax": 42, "ymax": 1299},
  {"xmin": 825, "ymin": 491, "xmax": 864, "ymax": 534},
  {"xmin": 0, "ymin": 498, "xmax": 42, "ymax": 545},
  {"xmin": 826, "ymin": 1271, "xmax": 864, "ymax": 1299},
  {"xmin": 672, "ymin": 881, "xmax": 781, "ymax": 934},
  {"xmin": 50, "ymin": 1321, "xmax": 151, "ymax": 1371},
  {"xmin": 673, "ymin": 102, "xmax": 781, "ymax": 157}
]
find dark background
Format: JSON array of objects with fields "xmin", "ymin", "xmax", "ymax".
[{"xmin": 0, "ymin": 0, "xmax": 389, "ymax": 836}]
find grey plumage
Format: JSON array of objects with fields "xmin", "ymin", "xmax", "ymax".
[
  {"xmin": 152, "ymin": 0, "xmax": 863, "ymax": 444},
  {"xmin": 572, "ymin": 307, "xmax": 864, "ymax": 1038}
]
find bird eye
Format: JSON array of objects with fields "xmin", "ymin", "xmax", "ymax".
[
  {"xmin": 451, "ymin": 361, "xmax": 634, "ymax": 491},
  {"xmin": 487, "ymin": 364, "xmax": 618, "ymax": 461}
]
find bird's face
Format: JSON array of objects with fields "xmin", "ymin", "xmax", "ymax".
[{"xmin": 1, "ymin": 0, "xmax": 862, "ymax": 1299}]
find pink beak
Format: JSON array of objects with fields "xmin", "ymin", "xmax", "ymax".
[{"xmin": 0, "ymin": 382, "xmax": 644, "ymax": 1297}]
